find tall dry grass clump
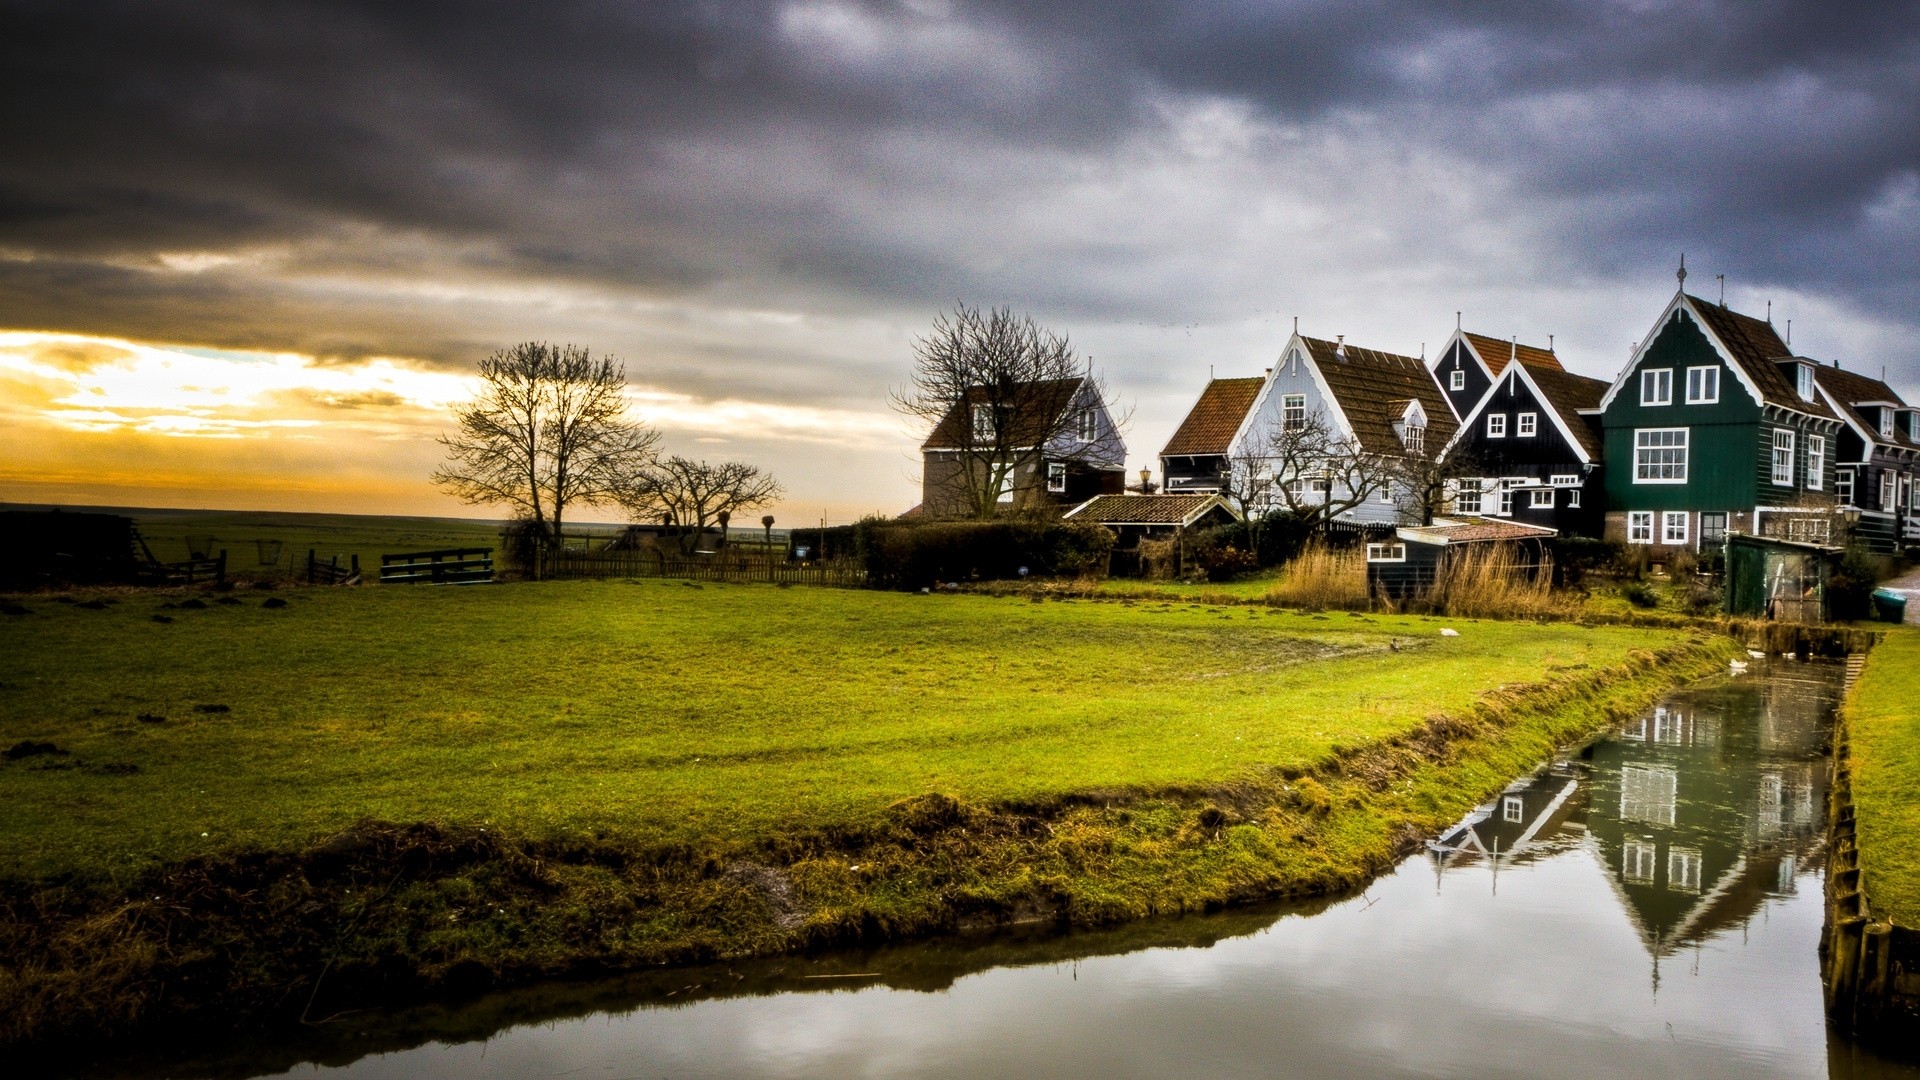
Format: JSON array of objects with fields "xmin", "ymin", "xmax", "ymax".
[
  {"xmin": 1266, "ymin": 542, "xmax": 1369, "ymax": 610},
  {"xmin": 1422, "ymin": 542, "xmax": 1573, "ymax": 619}
]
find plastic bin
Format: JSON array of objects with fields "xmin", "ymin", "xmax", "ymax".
[{"xmin": 1871, "ymin": 588, "xmax": 1909, "ymax": 623}]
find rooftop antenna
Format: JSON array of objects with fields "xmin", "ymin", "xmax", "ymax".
[
  {"xmin": 1767, "ymin": 300, "xmax": 1772, "ymax": 323},
  {"xmin": 1677, "ymin": 253, "xmax": 1687, "ymax": 292},
  {"xmin": 1786, "ymin": 319, "xmax": 1792, "ymax": 348},
  {"xmin": 1420, "ymin": 342, "xmax": 1426, "ymax": 361},
  {"xmin": 1717, "ymin": 274, "xmax": 1726, "ymax": 306},
  {"xmin": 1548, "ymin": 334, "xmax": 1555, "ymax": 352}
]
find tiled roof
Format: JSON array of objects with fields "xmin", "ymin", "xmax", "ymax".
[
  {"xmin": 1524, "ymin": 366, "xmax": 1610, "ymax": 460},
  {"xmin": 1403, "ymin": 517, "xmax": 1557, "ymax": 544},
  {"xmin": 1687, "ymin": 297, "xmax": 1839, "ymax": 420},
  {"xmin": 921, "ymin": 377, "xmax": 1086, "ymax": 450},
  {"xmin": 1464, "ymin": 332, "xmax": 1563, "ymax": 374},
  {"xmin": 1302, "ymin": 337, "xmax": 1460, "ymax": 455},
  {"xmin": 1064, "ymin": 494, "xmax": 1240, "ymax": 526},
  {"xmin": 1161, "ymin": 377, "xmax": 1264, "ymax": 457},
  {"xmin": 1812, "ymin": 365, "xmax": 1920, "ymax": 450}
]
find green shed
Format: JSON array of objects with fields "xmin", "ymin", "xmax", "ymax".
[{"xmin": 1723, "ymin": 533, "xmax": 1842, "ymax": 623}]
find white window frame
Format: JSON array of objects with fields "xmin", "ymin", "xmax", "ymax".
[
  {"xmin": 1633, "ymin": 428, "xmax": 1689, "ymax": 484},
  {"xmin": 1281, "ymin": 394, "xmax": 1306, "ymax": 429},
  {"xmin": 1623, "ymin": 839, "xmax": 1656, "ymax": 884},
  {"xmin": 1910, "ymin": 412, "xmax": 1919, "ymax": 442},
  {"xmin": 1669, "ymin": 847, "xmax": 1703, "ymax": 893},
  {"xmin": 1456, "ymin": 477, "xmax": 1484, "ymax": 515},
  {"xmin": 1771, "ymin": 429, "xmax": 1795, "ymax": 486},
  {"xmin": 1627, "ymin": 511, "xmax": 1654, "ymax": 544},
  {"xmin": 1076, "ymin": 409, "xmax": 1098, "ymax": 442},
  {"xmin": 1880, "ymin": 409, "xmax": 1896, "ymax": 439},
  {"xmin": 1487, "ymin": 414, "xmax": 1507, "ymax": 438},
  {"xmin": 1806, "ymin": 435, "xmax": 1824, "ymax": 491},
  {"xmin": 1529, "ymin": 488, "xmax": 1555, "ymax": 509},
  {"xmin": 1517, "ymin": 412, "xmax": 1538, "ymax": 437},
  {"xmin": 1365, "ymin": 542, "xmax": 1406, "ymax": 563},
  {"xmin": 1640, "ymin": 369, "xmax": 1673, "ymax": 406},
  {"xmin": 1498, "ymin": 478, "xmax": 1524, "ymax": 516},
  {"xmin": 1568, "ymin": 488, "xmax": 1582, "ymax": 508},
  {"xmin": 1046, "ymin": 462, "xmax": 1067, "ymax": 493},
  {"xmin": 1403, "ymin": 424, "xmax": 1425, "ymax": 455},
  {"xmin": 1796, "ymin": 365, "xmax": 1815, "ymax": 402},
  {"xmin": 1503, "ymin": 796, "xmax": 1524, "ymax": 823},
  {"xmin": 1449, "ymin": 369, "xmax": 1465, "ymax": 391},
  {"xmin": 1883, "ymin": 469, "xmax": 1897, "ymax": 512},
  {"xmin": 1685, "ymin": 365, "xmax": 1720, "ymax": 404},
  {"xmin": 1549, "ymin": 474, "xmax": 1579, "ymax": 486},
  {"xmin": 1837, "ymin": 468, "xmax": 1854, "ymax": 506},
  {"xmin": 970, "ymin": 403, "xmax": 994, "ymax": 442},
  {"xmin": 1662, "ymin": 511, "xmax": 1688, "ymax": 545}
]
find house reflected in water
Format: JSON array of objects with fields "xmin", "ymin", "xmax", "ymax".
[{"xmin": 1429, "ymin": 665, "xmax": 1838, "ymax": 970}]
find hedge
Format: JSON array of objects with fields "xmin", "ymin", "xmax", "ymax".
[{"xmin": 854, "ymin": 518, "xmax": 1115, "ymax": 589}]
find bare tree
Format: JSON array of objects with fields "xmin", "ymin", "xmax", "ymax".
[
  {"xmin": 433, "ymin": 342, "xmax": 658, "ymax": 547},
  {"xmin": 1389, "ymin": 440, "xmax": 1480, "ymax": 526},
  {"xmin": 1250, "ymin": 413, "xmax": 1395, "ymax": 533},
  {"xmin": 892, "ymin": 304, "xmax": 1125, "ymax": 519},
  {"xmin": 619, "ymin": 456, "xmax": 782, "ymax": 553}
]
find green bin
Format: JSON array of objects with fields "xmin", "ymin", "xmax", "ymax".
[{"xmin": 1871, "ymin": 588, "xmax": 1908, "ymax": 623}]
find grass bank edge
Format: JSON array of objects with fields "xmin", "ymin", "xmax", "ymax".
[
  {"xmin": 0, "ymin": 633, "xmax": 1736, "ymax": 1054},
  {"xmin": 1842, "ymin": 628, "xmax": 1920, "ymax": 928}
]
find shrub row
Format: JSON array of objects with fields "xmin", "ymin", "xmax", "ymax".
[{"xmin": 853, "ymin": 518, "xmax": 1115, "ymax": 589}]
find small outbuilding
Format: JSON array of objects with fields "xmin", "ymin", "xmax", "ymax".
[
  {"xmin": 1367, "ymin": 516, "xmax": 1556, "ymax": 598},
  {"xmin": 1063, "ymin": 493, "xmax": 1243, "ymax": 577},
  {"xmin": 1723, "ymin": 532, "xmax": 1843, "ymax": 623}
]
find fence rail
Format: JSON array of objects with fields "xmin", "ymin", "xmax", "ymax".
[
  {"xmin": 139, "ymin": 550, "xmax": 227, "ymax": 586},
  {"xmin": 381, "ymin": 547, "xmax": 493, "ymax": 585},
  {"xmin": 541, "ymin": 550, "xmax": 866, "ymax": 588},
  {"xmin": 306, "ymin": 550, "xmax": 361, "ymax": 586}
]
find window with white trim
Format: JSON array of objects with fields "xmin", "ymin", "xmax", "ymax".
[
  {"xmin": 1634, "ymin": 428, "xmax": 1688, "ymax": 483},
  {"xmin": 1623, "ymin": 839, "xmax": 1656, "ymax": 885},
  {"xmin": 1669, "ymin": 847, "xmax": 1703, "ymax": 893},
  {"xmin": 1529, "ymin": 488, "xmax": 1555, "ymax": 509},
  {"xmin": 1498, "ymin": 478, "xmax": 1524, "ymax": 515},
  {"xmin": 1837, "ymin": 468, "xmax": 1854, "ymax": 505},
  {"xmin": 1628, "ymin": 511, "xmax": 1654, "ymax": 544},
  {"xmin": 1880, "ymin": 409, "xmax": 1896, "ymax": 439},
  {"xmin": 1550, "ymin": 474, "xmax": 1579, "ymax": 486},
  {"xmin": 1076, "ymin": 408, "xmax": 1098, "ymax": 442},
  {"xmin": 1699, "ymin": 512, "xmax": 1728, "ymax": 545},
  {"xmin": 1640, "ymin": 368, "xmax": 1673, "ymax": 406},
  {"xmin": 1771, "ymin": 429, "xmax": 1795, "ymax": 486},
  {"xmin": 1282, "ymin": 394, "xmax": 1305, "ymax": 429},
  {"xmin": 1503, "ymin": 796, "xmax": 1524, "ymax": 823},
  {"xmin": 1456, "ymin": 478, "xmax": 1484, "ymax": 514},
  {"xmin": 1517, "ymin": 412, "xmax": 1538, "ymax": 437},
  {"xmin": 1046, "ymin": 462, "xmax": 1067, "ymax": 493},
  {"xmin": 1910, "ymin": 412, "xmax": 1919, "ymax": 442},
  {"xmin": 1365, "ymin": 542, "xmax": 1406, "ymax": 562},
  {"xmin": 1402, "ymin": 423, "xmax": 1425, "ymax": 455},
  {"xmin": 971, "ymin": 403, "xmax": 994, "ymax": 441},
  {"xmin": 1883, "ymin": 469, "xmax": 1897, "ymax": 512},
  {"xmin": 1662, "ymin": 511, "xmax": 1688, "ymax": 545},
  {"xmin": 1568, "ymin": 487, "xmax": 1582, "ymax": 508},
  {"xmin": 1487, "ymin": 414, "xmax": 1507, "ymax": 438},
  {"xmin": 1449, "ymin": 369, "xmax": 1465, "ymax": 391},
  {"xmin": 1685, "ymin": 366, "xmax": 1719, "ymax": 404},
  {"xmin": 1807, "ymin": 435, "xmax": 1825, "ymax": 491},
  {"xmin": 1797, "ymin": 365, "xmax": 1815, "ymax": 402}
]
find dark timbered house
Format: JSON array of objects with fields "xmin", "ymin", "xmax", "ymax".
[
  {"xmin": 1810, "ymin": 365, "xmax": 1920, "ymax": 555},
  {"xmin": 1441, "ymin": 353, "xmax": 1609, "ymax": 537}
]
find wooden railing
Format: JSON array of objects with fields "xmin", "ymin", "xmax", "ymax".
[
  {"xmin": 540, "ymin": 550, "xmax": 866, "ymax": 588},
  {"xmin": 306, "ymin": 550, "xmax": 362, "ymax": 585},
  {"xmin": 139, "ymin": 549, "xmax": 227, "ymax": 586},
  {"xmin": 380, "ymin": 548, "xmax": 493, "ymax": 585}
]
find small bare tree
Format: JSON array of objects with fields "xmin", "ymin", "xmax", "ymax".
[
  {"xmin": 1388, "ymin": 440, "xmax": 1480, "ymax": 526},
  {"xmin": 892, "ymin": 304, "xmax": 1124, "ymax": 519},
  {"xmin": 433, "ymin": 342, "xmax": 658, "ymax": 547},
  {"xmin": 1251, "ymin": 413, "xmax": 1394, "ymax": 533},
  {"xmin": 619, "ymin": 456, "xmax": 782, "ymax": 554}
]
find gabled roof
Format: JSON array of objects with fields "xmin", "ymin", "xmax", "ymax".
[
  {"xmin": 1397, "ymin": 516, "xmax": 1557, "ymax": 545},
  {"xmin": 1811, "ymin": 365, "xmax": 1920, "ymax": 452},
  {"xmin": 1524, "ymin": 366, "xmax": 1610, "ymax": 460},
  {"xmin": 1685, "ymin": 296, "xmax": 1839, "ymax": 420},
  {"xmin": 1160, "ymin": 377, "xmax": 1264, "ymax": 457},
  {"xmin": 1063, "ymin": 493, "xmax": 1243, "ymax": 527},
  {"xmin": 1301, "ymin": 336, "xmax": 1459, "ymax": 455},
  {"xmin": 921, "ymin": 377, "xmax": 1087, "ymax": 451},
  {"xmin": 1462, "ymin": 332, "xmax": 1564, "ymax": 375}
]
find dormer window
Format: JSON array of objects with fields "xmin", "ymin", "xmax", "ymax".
[
  {"xmin": 1076, "ymin": 408, "xmax": 1099, "ymax": 442},
  {"xmin": 971, "ymin": 403, "xmax": 994, "ymax": 441},
  {"xmin": 1910, "ymin": 412, "xmax": 1919, "ymax": 442},
  {"xmin": 1796, "ymin": 364, "xmax": 1814, "ymax": 402},
  {"xmin": 1880, "ymin": 408, "xmax": 1896, "ymax": 440},
  {"xmin": 1403, "ymin": 424, "xmax": 1425, "ymax": 455}
]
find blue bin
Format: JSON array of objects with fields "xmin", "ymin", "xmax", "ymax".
[{"xmin": 1871, "ymin": 588, "xmax": 1908, "ymax": 623}]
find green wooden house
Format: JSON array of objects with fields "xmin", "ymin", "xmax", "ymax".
[{"xmin": 1596, "ymin": 272, "xmax": 1845, "ymax": 555}]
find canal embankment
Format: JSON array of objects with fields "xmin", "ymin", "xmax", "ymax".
[{"xmin": 1825, "ymin": 628, "xmax": 1920, "ymax": 1043}]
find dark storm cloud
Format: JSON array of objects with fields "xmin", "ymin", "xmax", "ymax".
[{"xmin": 2, "ymin": 0, "xmax": 1917, "ymax": 359}]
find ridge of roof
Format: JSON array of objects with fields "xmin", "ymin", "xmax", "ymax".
[
  {"xmin": 1683, "ymin": 295, "xmax": 1839, "ymax": 421},
  {"xmin": 1462, "ymin": 331, "xmax": 1563, "ymax": 373},
  {"xmin": 1299, "ymin": 336, "xmax": 1458, "ymax": 455},
  {"xmin": 1064, "ymin": 493, "xmax": 1242, "ymax": 526}
]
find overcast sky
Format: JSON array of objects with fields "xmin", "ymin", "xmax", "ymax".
[{"xmin": 3, "ymin": 0, "xmax": 1916, "ymax": 520}]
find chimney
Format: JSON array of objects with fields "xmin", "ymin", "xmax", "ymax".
[{"xmin": 1335, "ymin": 334, "xmax": 1347, "ymax": 361}]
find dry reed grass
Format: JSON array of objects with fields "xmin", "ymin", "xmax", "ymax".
[
  {"xmin": 1416, "ymin": 543, "xmax": 1574, "ymax": 620},
  {"xmin": 1264, "ymin": 543, "xmax": 1369, "ymax": 610}
]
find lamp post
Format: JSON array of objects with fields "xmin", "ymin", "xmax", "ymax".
[{"xmin": 761, "ymin": 514, "xmax": 776, "ymax": 578}]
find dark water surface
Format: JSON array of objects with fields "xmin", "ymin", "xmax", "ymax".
[{"xmin": 142, "ymin": 662, "xmax": 1920, "ymax": 1078}]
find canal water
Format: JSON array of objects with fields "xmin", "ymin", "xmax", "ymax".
[{"xmin": 136, "ymin": 662, "xmax": 1920, "ymax": 1078}]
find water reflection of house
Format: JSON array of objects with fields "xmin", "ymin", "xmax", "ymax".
[
  {"xmin": 1429, "ymin": 764, "xmax": 1587, "ymax": 868},
  {"xmin": 1583, "ymin": 673, "xmax": 1835, "ymax": 960}
]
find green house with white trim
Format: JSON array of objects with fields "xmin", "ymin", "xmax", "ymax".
[{"xmin": 1596, "ymin": 272, "xmax": 1844, "ymax": 554}]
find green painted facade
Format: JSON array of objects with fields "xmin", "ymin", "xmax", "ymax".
[{"xmin": 1602, "ymin": 303, "xmax": 1837, "ymax": 523}]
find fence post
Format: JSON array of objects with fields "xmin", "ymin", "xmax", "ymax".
[
  {"xmin": 216, "ymin": 549, "xmax": 227, "ymax": 585},
  {"xmin": 307, "ymin": 548, "xmax": 316, "ymax": 585}
]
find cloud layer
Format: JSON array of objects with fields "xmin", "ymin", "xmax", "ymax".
[{"xmin": 3, "ymin": 1, "xmax": 1916, "ymax": 514}]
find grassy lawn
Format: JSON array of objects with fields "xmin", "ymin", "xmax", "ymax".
[
  {"xmin": 1846, "ymin": 627, "xmax": 1920, "ymax": 926},
  {"xmin": 0, "ymin": 580, "xmax": 1684, "ymax": 882}
]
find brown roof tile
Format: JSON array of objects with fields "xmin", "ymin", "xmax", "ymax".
[
  {"xmin": 1463, "ymin": 332, "xmax": 1563, "ymax": 374},
  {"xmin": 1406, "ymin": 517, "xmax": 1557, "ymax": 544},
  {"xmin": 1161, "ymin": 377, "xmax": 1264, "ymax": 457},
  {"xmin": 1811, "ymin": 365, "xmax": 1919, "ymax": 450},
  {"xmin": 1686, "ymin": 297, "xmax": 1838, "ymax": 420},
  {"xmin": 1302, "ymin": 337, "xmax": 1459, "ymax": 455},
  {"xmin": 1065, "ymin": 494, "xmax": 1240, "ymax": 526},
  {"xmin": 1522, "ymin": 366, "xmax": 1610, "ymax": 460}
]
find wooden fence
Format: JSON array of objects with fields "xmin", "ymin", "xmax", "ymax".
[
  {"xmin": 540, "ymin": 550, "xmax": 867, "ymax": 588},
  {"xmin": 380, "ymin": 547, "xmax": 493, "ymax": 585},
  {"xmin": 306, "ymin": 550, "xmax": 361, "ymax": 586},
  {"xmin": 139, "ymin": 549, "xmax": 227, "ymax": 586}
]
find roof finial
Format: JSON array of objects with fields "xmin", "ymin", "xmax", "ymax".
[
  {"xmin": 1293, "ymin": 315, "xmax": 1298, "ymax": 335},
  {"xmin": 1677, "ymin": 253, "xmax": 1687, "ymax": 291},
  {"xmin": 1766, "ymin": 299, "xmax": 1772, "ymax": 323},
  {"xmin": 1717, "ymin": 274, "xmax": 1725, "ymax": 306},
  {"xmin": 1548, "ymin": 334, "xmax": 1555, "ymax": 351},
  {"xmin": 1786, "ymin": 319, "xmax": 1791, "ymax": 348},
  {"xmin": 1511, "ymin": 336, "xmax": 1517, "ymax": 364},
  {"xmin": 1456, "ymin": 311, "xmax": 1462, "ymax": 331}
]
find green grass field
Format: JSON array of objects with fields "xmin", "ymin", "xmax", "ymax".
[
  {"xmin": 1845, "ymin": 628, "xmax": 1920, "ymax": 926},
  {"xmin": 122, "ymin": 508, "xmax": 520, "ymax": 579},
  {"xmin": 0, "ymin": 580, "xmax": 1684, "ymax": 882}
]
